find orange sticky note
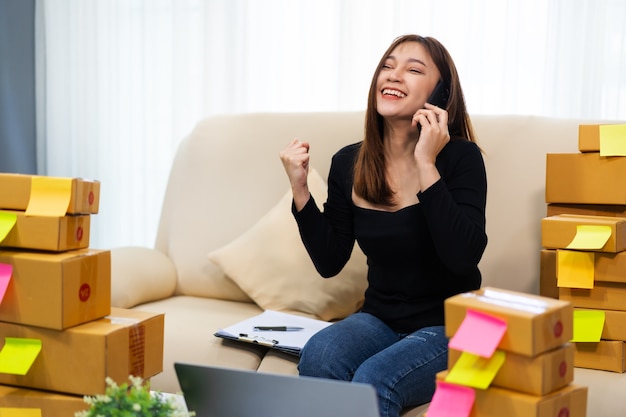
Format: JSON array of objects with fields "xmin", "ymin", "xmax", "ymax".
[
  {"xmin": 566, "ymin": 225, "xmax": 612, "ymax": 250},
  {"xmin": 557, "ymin": 249, "xmax": 594, "ymax": 289},
  {"xmin": 427, "ymin": 380, "xmax": 475, "ymax": 417},
  {"xmin": 25, "ymin": 177, "xmax": 72, "ymax": 217}
]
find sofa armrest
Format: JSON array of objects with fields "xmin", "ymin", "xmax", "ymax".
[{"xmin": 110, "ymin": 246, "xmax": 177, "ymax": 308}]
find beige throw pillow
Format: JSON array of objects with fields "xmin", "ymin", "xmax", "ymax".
[{"xmin": 208, "ymin": 169, "xmax": 368, "ymax": 321}]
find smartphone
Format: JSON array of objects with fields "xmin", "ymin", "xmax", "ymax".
[{"xmin": 426, "ymin": 79, "xmax": 450, "ymax": 108}]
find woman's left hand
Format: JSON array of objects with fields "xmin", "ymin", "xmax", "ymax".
[{"xmin": 411, "ymin": 103, "xmax": 450, "ymax": 165}]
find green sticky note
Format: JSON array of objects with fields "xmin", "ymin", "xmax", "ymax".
[
  {"xmin": 572, "ymin": 310, "xmax": 605, "ymax": 342},
  {"xmin": 599, "ymin": 124, "xmax": 626, "ymax": 156},
  {"xmin": 445, "ymin": 350, "xmax": 506, "ymax": 389},
  {"xmin": 557, "ymin": 249, "xmax": 595, "ymax": 289},
  {"xmin": 0, "ymin": 212, "xmax": 17, "ymax": 242},
  {"xmin": 0, "ymin": 338, "xmax": 42, "ymax": 375}
]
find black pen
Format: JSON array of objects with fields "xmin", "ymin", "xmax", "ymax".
[{"xmin": 253, "ymin": 326, "xmax": 304, "ymax": 331}]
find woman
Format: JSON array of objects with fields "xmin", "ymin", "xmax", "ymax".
[{"xmin": 279, "ymin": 34, "xmax": 487, "ymax": 417}]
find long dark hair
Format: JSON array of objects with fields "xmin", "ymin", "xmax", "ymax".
[{"xmin": 353, "ymin": 34, "xmax": 476, "ymax": 206}]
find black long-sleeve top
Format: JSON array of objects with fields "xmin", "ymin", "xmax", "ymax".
[{"xmin": 293, "ymin": 138, "xmax": 487, "ymax": 333}]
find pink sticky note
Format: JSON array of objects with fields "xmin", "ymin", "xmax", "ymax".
[
  {"xmin": 448, "ymin": 309, "xmax": 507, "ymax": 358},
  {"xmin": 427, "ymin": 380, "xmax": 475, "ymax": 417},
  {"xmin": 0, "ymin": 263, "xmax": 12, "ymax": 303}
]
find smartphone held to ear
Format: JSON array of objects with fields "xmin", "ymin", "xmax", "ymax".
[
  {"xmin": 426, "ymin": 79, "xmax": 450, "ymax": 109},
  {"xmin": 417, "ymin": 79, "xmax": 450, "ymax": 135}
]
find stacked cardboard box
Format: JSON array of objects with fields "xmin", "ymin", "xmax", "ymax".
[
  {"xmin": 426, "ymin": 287, "xmax": 587, "ymax": 417},
  {"xmin": 541, "ymin": 124, "xmax": 626, "ymax": 373},
  {"xmin": 0, "ymin": 174, "xmax": 165, "ymax": 416}
]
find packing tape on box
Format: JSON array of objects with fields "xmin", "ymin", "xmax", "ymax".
[
  {"xmin": 107, "ymin": 316, "xmax": 146, "ymax": 378},
  {"xmin": 79, "ymin": 251, "xmax": 102, "ymax": 304},
  {"xmin": 463, "ymin": 288, "xmax": 550, "ymax": 314}
]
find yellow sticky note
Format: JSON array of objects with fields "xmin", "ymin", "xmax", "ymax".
[
  {"xmin": 445, "ymin": 350, "xmax": 506, "ymax": 390},
  {"xmin": 557, "ymin": 249, "xmax": 595, "ymax": 289},
  {"xmin": 599, "ymin": 124, "xmax": 626, "ymax": 156},
  {"xmin": 0, "ymin": 212, "xmax": 17, "ymax": 242},
  {"xmin": 0, "ymin": 408, "xmax": 41, "ymax": 417},
  {"xmin": 25, "ymin": 177, "xmax": 72, "ymax": 217},
  {"xmin": 572, "ymin": 310, "xmax": 605, "ymax": 342},
  {"xmin": 0, "ymin": 337, "xmax": 42, "ymax": 375},
  {"xmin": 566, "ymin": 225, "xmax": 612, "ymax": 250}
]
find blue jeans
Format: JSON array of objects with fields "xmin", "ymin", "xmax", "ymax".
[{"xmin": 298, "ymin": 312, "xmax": 448, "ymax": 417}]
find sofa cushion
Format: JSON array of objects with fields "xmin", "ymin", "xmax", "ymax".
[
  {"xmin": 132, "ymin": 295, "xmax": 267, "ymax": 394},
  {"xmin": 208, "ymin": 169, "xmax": 368, "ymax": 321},
  {"xmin": 157, "ymin": 112, "xmax": 366, "ymax": 304},
  {"xmin": 110, "ymin": 246, "xmax": 178, "ymax": 308}
]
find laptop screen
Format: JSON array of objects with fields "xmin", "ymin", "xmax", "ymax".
[{"xmin": 174, "ymin": 362, "xmax": 380, "ymax": 417}]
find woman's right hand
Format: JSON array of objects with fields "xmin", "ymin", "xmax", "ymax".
[{"xmin": 279, "ymin": 138, "xmax": 311, "ymax": 211}]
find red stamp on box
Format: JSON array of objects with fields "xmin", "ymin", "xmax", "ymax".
[
  {"xmin": 558, "ymin": 407, "xmax": 569, "ymax": 417},
  {"xmin": 79, "ymin": 283, "xmax": 91, "ymax": 302},
  {"xmin": 559, "ymin": 360, "xmax": 567, "ymax": 377},
  {"xmin": 554, "ymin": 320, "xmax": 563, "ymax": 338},
  {"xmin": 76, "ymin": 226, "xmax": 83, "ymax": 241},
  {"xmin": 89, "ymin": 191, "xmax": 95, "ymax": 205}
]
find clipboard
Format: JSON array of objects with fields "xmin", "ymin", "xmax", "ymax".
[{"xmin": 214, "ymin": 310, "xmax": 332, "ymax": 356}]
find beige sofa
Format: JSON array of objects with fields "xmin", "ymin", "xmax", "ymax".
[{"xmin": 110, "ymin": 111, "xmax": 626, "ymax": 417}]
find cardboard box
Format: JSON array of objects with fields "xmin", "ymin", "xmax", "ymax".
[
  {"xmin": 574, "ymin": 308, "xmax": 626, "ymax": 341},
  {"xmin": 578, "ymin": 124, "xmax": 602, "ymax": 152},
  {"xmin": 546, "ymin": 153, "xmax": 626, "ymax": 204},
  {"xmin": 574, "ymin": 341, "xmax": 626, "ymax": 373},
  {"xmin": 540, "ymin": 249, "xmax": 559, "ymax": 299},
  {"xmin": 0, "ymin": 384, "xmax": 87, "ymax": 417},
  {"xmin": 559, "ymin": 282, "xmax": 626, "ymax": 311},
  {"xmin": 547, "ymin": 203, "xmax": 626, "ymax": 218},
  {"xmin": 592, "ymin": 251, "xmax": 626, "ymax": 283},
  {"xmin": 0, "ymin": 308, "xmax": 164, "ymax": 396},
  {"xmin": 578, "ymin": 124, "xmax": 626, "ymax": 153},
  {"xmin": 435, "ymin": 372, "xmax": 587, "ymax": 417},
  {"xmin": 445, "ymin": 287, "xmax": 573, "ymax": 357},
  {"xmin": 541, "ymin": 214, "xmax": 626, "ymax": 253},
  {"xmin": 448, "ymin": 344, "xmax": 574, "ymax": 396},
  {"xmin": 0, "ymin": 209, "xmax": 90, "ymax": 251},
  {"xmin": 0, "ymin": 173, "xmax": 100, "ymax": 214},
  {"xmin": 0, "ymin": 249, "xmax": 111, "ymax": 329}
]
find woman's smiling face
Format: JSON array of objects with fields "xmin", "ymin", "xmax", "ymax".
[{"xmin": 375, "ymin": 41, "xmax": 442, "ymax": 122}]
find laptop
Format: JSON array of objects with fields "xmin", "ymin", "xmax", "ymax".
[{"xmin": 174, "ymin": 362, "xmax": 380, "ymax": 417}]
